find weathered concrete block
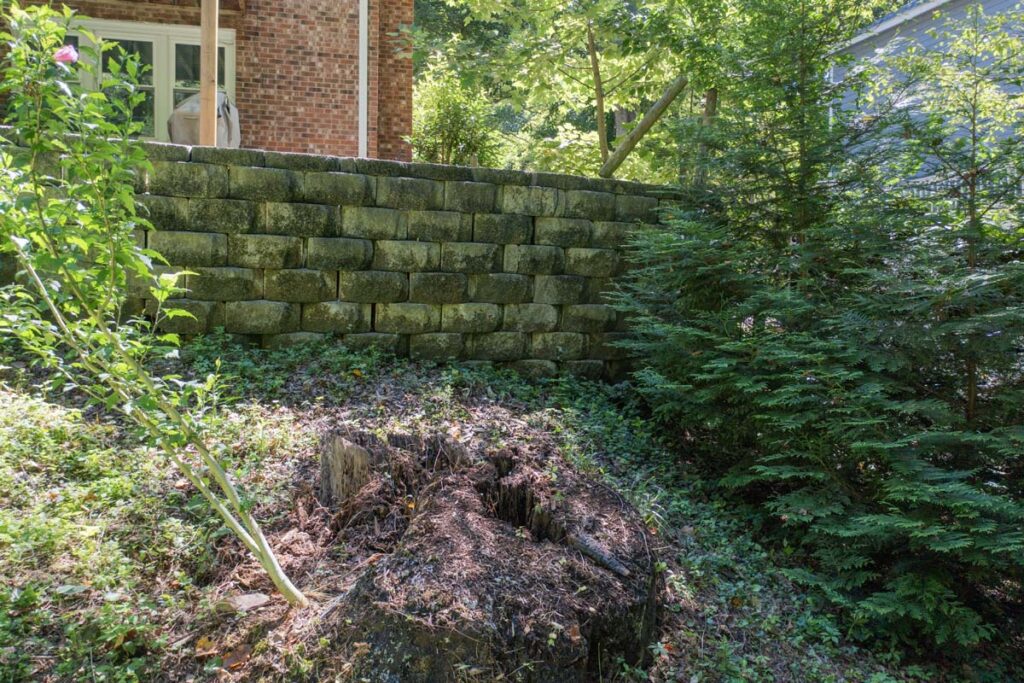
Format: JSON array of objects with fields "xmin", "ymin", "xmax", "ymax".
[
  {"xmin": 343, "ymin": 332, "xmax": 404, "ymax": 354},
  {"xmin": 190, "ymin": 146, "xmax": 265, "ymax": 167},
  {"xmin": 616, "ymin": 194, "xmax": 659, "ymax": 223},
  {"xmin": 500, "ymin": 185, "xmax": 563, "ymax": 216},
  {"xmin": 189, "ymin": 198, "xmax": 257, "ymax": 234},
  {"xmin": 441, "ymin": 242, "xmax": 502, "ymax": 273},
  {"xmin": 474, "ymin": 213, "xmax": 533, "ymax": 244},
  {"xmin": 410, "ymin": 333, "xmax": 464, "ymax": 361},
  {"xmin": 441, "ymin": 303, "xmax": 501, "ymax": 333},
  {"xmin": 531, "ymin": 332, "xmax": 587, "ymax": 360},
  {"xmin": 303, "ymin": 172, "xmax": 374, "ymax": 206},
  {"xmin": 564, "ymin": 190, "xmax": 617, "ymax": 221},
  {"xmin": 503, "ymin": 304, "xmax": 559, "ymax": 332},
  {"xmin": 342, "ymin": 206, "xmax": 406, "ymax": 240},
  {"xmin": 263, "ymin": 202, "xmax": 339, "ymax": 238},
  {"xmin": 534, "ymin": 275, "xmax": 585, "ymax": 304},
  {"xmin": 149, "ymin": 161, "xmax": 228, "ymax": 198},
  {"xmin": 591, "ymin": 221, "xmax": 634, "ymax": 249},
  {"xmin": 508, "ymin": 359, "xmax": 558, "ymax": 378},
  {"xmin": 589, "ymin": 332, "xmax": 632, "ymax": 360},
  {"xmin": 262, "ymin": 332, "xmax": 328, "ymax": 349},
  {"xmin": 228, "ymin": 166, "xmax": 300, "ymax": 202},
  {"xmin": 565, "ymin": 248, "xmax": 622, "ymax": 277},
  {"xmin": 466, "ymin": 332, "xmax": 527, "ymax": 361},
  {"xmin": 145, "ymin": 299, "xmax": 224, "ymax": 336},
  {"xmin": 467, "ymin": 274, "xmax": 532, "ymax": 304},
  {"xmin": 373, "ymin": 240, "xmax": 441, "ymax": 272},
  {"xmin": 148, "ymin": 231, "xmax": 226, "ymax": 266},
  {"xmin": 224, "ymin": 300, "xmax": 300, "ymax": 334},
  {"xmin": 534, "ymin": 217, "xmax": 592, "ymax": 247},
  {"xmin": 265, "ymin": 269, "xmax": 337, "ymax": 302},
  {"xmin": 138, "ymin": 194, "xmax": 188, "ymax": 231},
  {"xmin": 306, "ymin": 237, "xmax": 373, "ymax": 270},
  {"xmin": 376, "ymin": 176, "xmax": 444, "ymax": 210},
  {"xmin": 561, "ymin": 360, "xmax": 605, "ymax": 381},
  {"xmin": 375, "ymin": 303, "xmax": 441, "ymax": 334},
  {"xmin": 141, "ymin": 141, "xmax": 190, "ymax": 162},
  {"xmin": 228, "ymin": 234, "xmax": 303, "ymax": 269},
  {"xmin": 503, "ymin": 245, "xmax": 564, "ymax": 275},
  {"xmin": 338, "ymin": 271, "xmax": 408, "ymax": 303},
  {"xmin": 266, "ymin": 151, "xmax": 338, "ymax": 172},
  {"xmin": 186, "ymin": 267, "xmax": 263, "ymax": 301},
  {"xmin": 408, "ymin": 211, "xmax": 473, "ymax": 242},
  {"xmin": 583, "ymin": 277, "xmax": 614, "ymax": 304},
  {"xmin": 444, "ymin": 181, "xmax": 497, "ymax": 213},
  {"xmin": 410, "ymin": 272, "xmax": 468, "ymax": 304},
  {"xmin": 302, "ymin": 302, "xmax": 372, "ymax": 333},
  {"xmin": 561, "ymin": 304, "xmax": 617, "ymax": 333}
]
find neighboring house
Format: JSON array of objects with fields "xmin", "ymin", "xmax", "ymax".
[{"xmin": 32, "ymin": 0, "xmax": 413, "ymax": 160}]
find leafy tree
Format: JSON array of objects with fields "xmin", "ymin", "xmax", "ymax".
[
  {"xmin": 0, "ymin": 4, "xmax": 308, "ymax": 607},
  {"xmin": 617, "ymin": 0, "xmax": 1024, "ymax": 652}
]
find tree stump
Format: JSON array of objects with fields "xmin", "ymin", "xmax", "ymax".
[
  {"xmin": 319, "ymin": 432, "xmax": 662, "ymax": 682},
  {"xmin": 318, "ymin": 435, "xmax": 373, "ymax": 508}
]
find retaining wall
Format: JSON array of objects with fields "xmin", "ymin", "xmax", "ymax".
[{"xmin": 22, "ymin": 143, "xmax": 677, "ymax": 379}]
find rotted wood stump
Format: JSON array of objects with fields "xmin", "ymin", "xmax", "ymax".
[{"xmin": 318, "ymin": 431, "xmax": 661, "ymax": 682}]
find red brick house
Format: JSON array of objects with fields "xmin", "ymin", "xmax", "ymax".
[{"xmin": 38, "ymin": 1, "xmax": 413, "ymax": 160}]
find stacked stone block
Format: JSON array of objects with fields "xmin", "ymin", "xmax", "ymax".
[{"xmin": 126, "ymin": 141, "xmax": 674, "ymax": 379}]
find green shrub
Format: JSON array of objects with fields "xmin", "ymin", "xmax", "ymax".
[{"xmin": 411, "ymin": 63, "xmax": 503, "ymax": 166}]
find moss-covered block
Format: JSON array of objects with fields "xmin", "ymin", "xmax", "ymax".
[
  {"xmin": 228, "ymin": 234, "xmax": 303, "ymax": 269},
  {"xmin": 302, "ymin": 171, "xmax": 375, "ymax": 206},
  {"xmin": 444, "ymin": 181, "xmax": 497, "ymax": 213},
  {"xmin": 563, "ymin": 190, "xmax": 617, "ymax": 221},
  {"xmin": 375, "ymin": 303, "xmax": 442, "ymax": 334},
  {"xmin": 224, "ymin": 300, "xmax": 300, "ymax": 334},
  {"xmin": 534, "ymin": 217, "xmax": 592, "ymax": 247},
  {"xmin": 262, "ymin": 202, "xmax": 339, "ymax": 238},
  {"xmin": 589, "ymin": 332, "xmax": 632, "ymax": 360},
  {"xmin": 306, "ymin": 237, "xmax": 373, "ymax": 270},
  {"xmin": 499, "ymin": 185, "xmax": 563, "ymax": 216},
  {"xmin": 338, "ymin": 271, "xmax": 408, "ymax": 303},
  {"xmin": 189, "ymin": 198, "xmax": 257, "ymax": 234},
  {"xmin": 474, "ymin": 214, "xmax": 533, "ymax": 244},
  {"xmin": 148, "ymin": 231, "xmax": 226, "ymax": 266},
  {"xmin": 441, "ymin": 303, "xmax": 502, "ymax": 333},
  {"xmin": 441, "ymin": 242, "xmax": 503, "ymax": 273},
  {"xmin": 149, "ymin": 162, "xmax": 229, "ymax": 198},
  {"xmin": 565, "ymin": 248, "xmax": 622, "ymax": 277},
  {"xmin": 302, "ymin": 302, "xmax": 372, "ymax": 333},
  {"xmin": 591, "ymin": 221, "xmax": 635, "ymax": 249},
  {"xmin": 373, "ymin": 241, "xmax": 441, "ymax": 272},
  {"xmin": 503, "ymin": 304, "xmax": 559, "ymax": 332},
  {"xmin": 531, "ymin": 332, "xmax": 587, "ymax": 360},
  {"xmin": 466, "ymin": 332, "xmax": 527, "ymax": 361},
  {"xmin": 146, "ymin": 298, "xmax": 224, "ymax": 336},
  {"xmin": 503, "ymin": 245, "xmax": 564, "ymax": 275},
  {"xmin": 410, "ymin": 273, "xmax": 468, "ymax": 304},
  {"xmin": 137, "ymin": 194, "xmax": 189, "ymax": 231},
  {"xmin": 262, "ymin": 332, "xmax": 328, "ymax": 350},
  {"xmin": 186, "ymin": 267, "xmax": 263, "ymax": 301},
  {"xmin": 191, "ymin": 146, "xmax": 266, "ymax": 167},
  {"xmin": 508, "ymin": 359, "xmax": 558, "ymax": 378},
  {"xmin": 467, "ymin": 274, "xmax": 532, "ymax": 304},
  {"xmin": 534, "ymin": 275, "xmax": 585, "ymax": 304},
  {"xmin": 265, "ymin": 269, "xmax": 337, "ymax": 302},
  {"xmin": 410, "ymin": 333, "xmax": 465, "ymax": 360},
  {"xmin": 343, "ymin": 333, "xmax": 405, "ymax": 354},
  {"xmin": 408, "ymin": 211, "xmax": 473, "ymax": 242},
  {"xmin": 342, "ymin": 206, "xmax": 406, "ymax": 240},
  {"xmin": 561, "ymin": 304, "xmax": 617, "ymax": 333},
  {"xmin": 616, "ymin": 194, "xmax": 659, "ymax": 223},
  {"xmin": 229, "ymin": 166, "xmax": 300, "ymax": 202},
  {"xmin": 376, "ymin": 176, "xmax": 444, "ymax": 210},
  {"xmin": 560, "ymin": 360, "xmax": 605, "ymax": 380}
]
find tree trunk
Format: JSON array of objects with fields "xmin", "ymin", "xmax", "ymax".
[
  {"xmin": 587, "ymin": 24, "xmax": 609, "ymax": 164},
  {"xmin": 599, "ymin": 74, "xmax": 688, "ymax": 178}
]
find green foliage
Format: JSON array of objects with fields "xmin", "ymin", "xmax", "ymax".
[
  {"xmin": 617, "ymin": 1, "xmax": 1024, "ymax": 654},
  {"xmin": 411, "ymin": 62, "xmax": 504, "ymax": 166},
  {"xmin": 0, "ymin": 3, "xmax": 306, "ymax": 606}
]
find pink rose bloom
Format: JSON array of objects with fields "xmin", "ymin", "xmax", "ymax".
[{"xmin": 54, "ymin": 44, "xmax": 79, "ymax": 64}]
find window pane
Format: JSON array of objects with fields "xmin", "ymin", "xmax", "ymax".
[
  {"xmin": 175, "ymin": 44, "xmax": 226, "ymax": 90},
  {"xmin": 102, "ymin": 39, "xmax": 153, "ymax": 85}
]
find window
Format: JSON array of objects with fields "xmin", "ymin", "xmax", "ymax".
[{"xmin": 70, "ymin": 19, "xmax": 236, "ymax": 142}]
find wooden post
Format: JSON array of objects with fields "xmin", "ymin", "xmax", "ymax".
[{"xmin": 199, "ymin": 0, "xmax": 219, "ymax": 146}]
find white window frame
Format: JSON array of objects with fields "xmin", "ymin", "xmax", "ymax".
[{"xmin": 69, "ymin": 18, "xmax": 237, "ymax": 142}]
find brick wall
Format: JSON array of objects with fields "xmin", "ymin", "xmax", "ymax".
[
  {"xmin": 126, "ymin": 143, "xmax": 675, "ymax": 379},
  {"xmin": 33, "ymin": 0, "xmax": 412, "ymax": 160}
]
